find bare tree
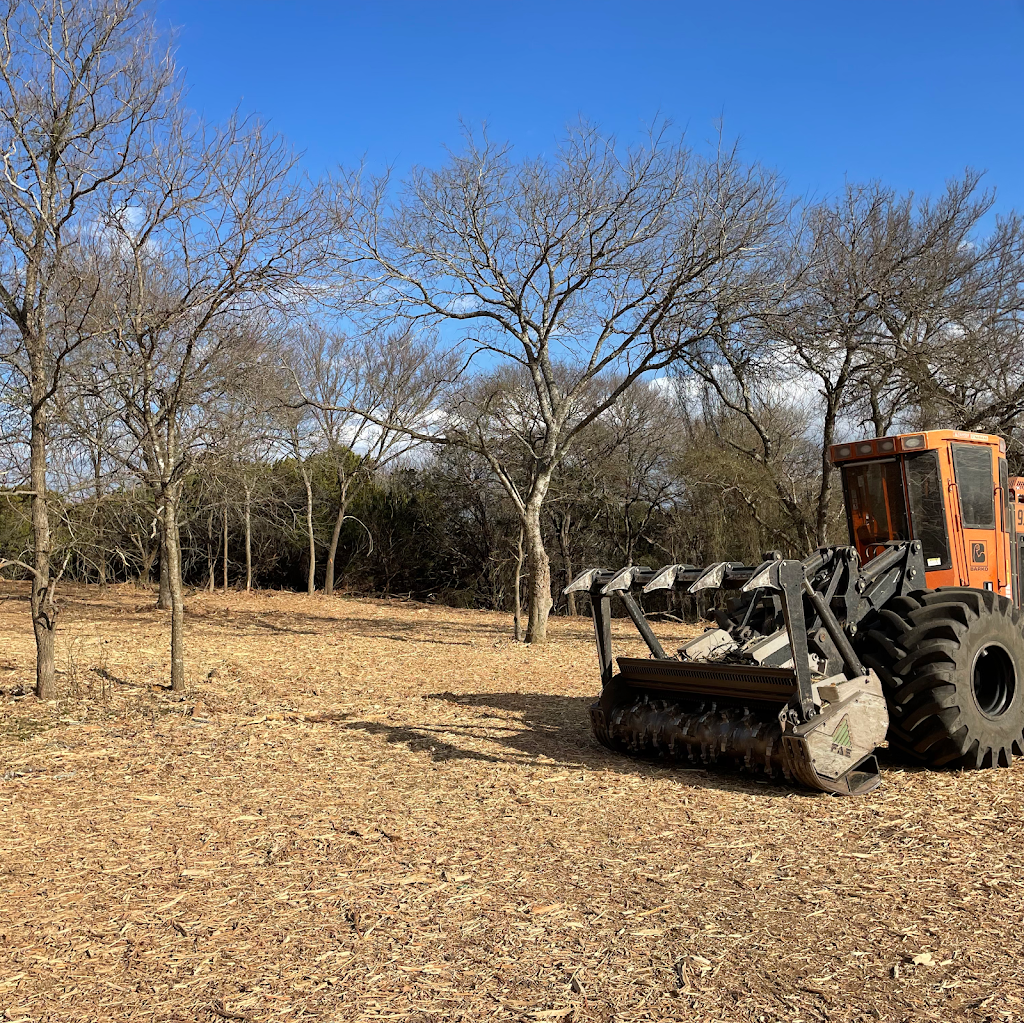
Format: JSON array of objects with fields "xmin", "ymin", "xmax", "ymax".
[
  {"xmin": 679, "ymin": 173, "xmax": 1024, "ymax": 549},
  {"xmin": 868, "ymin": 181, "xmax": 1024, "ymax": 435},
  {"xmin": 86, "ymin": 113, "xmax": 323, "ymax": 690},
  {"xmin": 0, "ymin": 0, "xmax": 173, "ymax": 697},
  {"xmin": 337, "ymin": 123, "xmax": 787, "ymax": 642},
  {"xmin": 288, "ymin": 325, "xmax": 454, "ymax": 595}
]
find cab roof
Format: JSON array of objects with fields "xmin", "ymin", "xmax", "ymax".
[{"xmin": 829, "ymin": 430, "xmax": 1005, "ymax": 465}]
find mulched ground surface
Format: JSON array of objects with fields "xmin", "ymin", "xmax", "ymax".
[{"xmin": 1, "ymin": 582, "xmax": 1023, "ymax": 1023}]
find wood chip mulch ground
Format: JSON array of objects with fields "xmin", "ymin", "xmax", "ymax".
[{"xmin": 1, "ymin": 582, "xmax": 1023, "ymax": 1022}]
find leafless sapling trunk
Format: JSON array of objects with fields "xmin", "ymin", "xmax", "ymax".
[
  {"xmin": 324, "ymin": 468, "xmax": 351, "ymax": 597},
  {"xmin": 513, "ymin": 525, "xmax": 524, "ymax": 643},
  {"xmin": 554, "ymin": 511, "xmax": 576, "ymax": 616},
  {"xmin": 275, "ymin": 405, "xmax": 320, "ymax": 595},
  {"xmin": 164, "ymin": 484, "xmax": 185, "ymax": 691},
  {"xmin": 244, "ymin": 484, "xmax": 253, "ymax": 592},
  {"xmin": 206, "ymin": 507, "xmax": 215, "ymax": 591},
  {"xmin": 93, "ymin": 451, "xmax": 107, "ymax": 588},
  {"xmin": 222, "ymin": 503, "xmax": 229, "ymax": 593}
]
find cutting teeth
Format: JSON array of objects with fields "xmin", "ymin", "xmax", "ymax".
[{"xmin": 591, "ymin": 695, "xmax": 788, "ymax": 781}]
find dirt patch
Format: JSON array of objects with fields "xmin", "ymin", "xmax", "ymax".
[{"xmin": 1, "ymin": 582, "xmax": 1022, "ymax": 1021}]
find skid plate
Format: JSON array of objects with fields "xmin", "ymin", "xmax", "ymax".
[{"xmin": 616, "ymin": 656, "xmax": 798, "ymax": 703}]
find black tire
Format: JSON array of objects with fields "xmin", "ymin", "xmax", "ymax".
[{"xmin": 856, "ymin": 587, "xmax": 1024, "ymax": 769}]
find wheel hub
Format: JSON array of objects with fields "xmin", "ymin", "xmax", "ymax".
[{"xmin": 973, "ymin": 643, "xmax": 1016, "ymax": 717}]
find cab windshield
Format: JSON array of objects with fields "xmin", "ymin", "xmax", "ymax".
[
  {"xmin": 843, "ymin": 460, "xmax": 909, "ymax": 547},
  {"xmin": 841, "ymin": 452, "xmax": 951, "ymax": 569}
]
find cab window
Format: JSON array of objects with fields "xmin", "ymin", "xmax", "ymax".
[
  {"xmin": 1000, "ymin": 457, "xmax": 1009, "ymax": 533},
  {"xmin": 843, "ymin": 460, "xmax": 909, "ymax": 548},
  {"xmin": 951, "ymin": 444, "xmax": 995, "ymax": 529},
  {"xmin": 906, "ymin": 451, "xmax": 951, "ymax": 569}
]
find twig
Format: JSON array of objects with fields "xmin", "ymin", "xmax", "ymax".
[{"xmin": 209, "ymin": 999, "xmax": 249, "ymax": 1021}]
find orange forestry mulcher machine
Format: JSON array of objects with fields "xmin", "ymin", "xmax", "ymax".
[{"xmin": 568, "ymin": 429, "xmax": 1024, "ymax": 795}]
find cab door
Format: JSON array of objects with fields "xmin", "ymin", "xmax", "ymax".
[{"xmin": 950, "ymin": 443, "xmax": 1000, "ymax": 592}]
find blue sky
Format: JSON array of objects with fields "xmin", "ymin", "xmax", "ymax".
[{"xmin": 158, "ymin": 0, "xmax": 1024, "ymax": 214}]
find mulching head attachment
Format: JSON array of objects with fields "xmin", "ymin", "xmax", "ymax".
[{"xmin": 567, "ymin": 543, "xmax": 927, "ymax": 795}]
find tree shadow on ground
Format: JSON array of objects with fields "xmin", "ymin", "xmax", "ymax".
[
  {"xmin": 182, "ymin": 608, "xmax": 531, "ymax": 645},
  {"xmin": 340, "ymin": 690, "xmax": 817, "ymax": 799},
  {"xmin": 334, "ymin": 616, "xmax": 529, "ymax": 643},
  {"xmin": 249, "ymin": 618, "xmax": 319, "ymax": 636},
  {"xmin": 90, "ymin": 666, "xmax": 160, "ymax": 690}
]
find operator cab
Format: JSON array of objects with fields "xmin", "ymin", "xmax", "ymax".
[{"xmin": 830, "ymin": 431, "xmax": 1014, "ymax": 601}]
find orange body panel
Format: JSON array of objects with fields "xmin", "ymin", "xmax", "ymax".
[{"xmin": 830, "ymin": 430, "xmax": 1014, "ymax": 600}]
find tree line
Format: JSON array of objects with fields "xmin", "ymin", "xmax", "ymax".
[{"xmin": 2, "ymin": 0, "xmax": 1024, "ymax": 698}]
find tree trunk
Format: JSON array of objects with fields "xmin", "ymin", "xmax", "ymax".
[
  {"xmin": 140, "ymin": 541, "xmax": 157, "ymax": 589},
  {"xmin": 244, "ymin": 485, "xmax": 252, "ymax": 592},
  {"xmin": 869, "ymin": 389, "xmax": 886, "ymax": 438},
  {"xmin": 523, "ymin": 497, "xmax": 553, "ymax": 644},
  {"xmin": 324, "ymin": 483, "xmax": 348, "ymax": 597},
  {"xmin": 29, "ymin": 392, "xmax": 56, "ymax": 700},
  {"xmin": 303, "ymin": 468, "xmax": 316, "ymax": 596},
  {"xmin": 94, "ymin": 456, "xmax": 107, "ymax": 588},
  {"xmin": 513, "ymin": 525, "xmax": 525, "ymax": 642},
  {"xmin": 815, "ymin": 393, "xmax": 844, "ymax": 547},
  {"xmin": 222, "ymin": 504, "xmax": 228, "ymax": 593},
  {"xmin": 557, "ymin": 513, "xmax": 576, "ymax": 616},
  {"xmin": 624, "ymin": 505, "xmax": 636, "ymax": 567},
  {"xmin": 165, "ymin": 491, "xmax": 186, "ymax": 692},
  {"xmin": 157, "ymin": 515, "xmax": 171, "ymax": 609},
  {"xmin": 206, "ymin": 508, "xmax": 215, "ymax": 591}
]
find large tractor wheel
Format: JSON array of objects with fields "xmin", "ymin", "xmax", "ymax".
[{"xmin": 857, "ymin": 587, "xmax": 1024, "ymax": 769}]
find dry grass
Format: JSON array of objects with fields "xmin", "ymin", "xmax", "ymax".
[{"xmin": 1, "ymin": 582, "xmax": 1023, "ymax": 1023}]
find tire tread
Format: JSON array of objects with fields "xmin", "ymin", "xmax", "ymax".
[{"xmin": 855, "ymin": 588, "xmax": 1024, "ymax": 769}]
